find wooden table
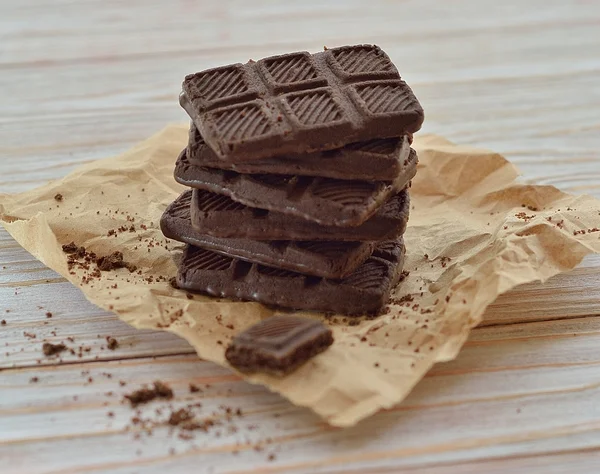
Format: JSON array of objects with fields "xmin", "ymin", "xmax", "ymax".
[{"xmin": 2, "ymin": 1, "xmax": 600, "ymax": 472}]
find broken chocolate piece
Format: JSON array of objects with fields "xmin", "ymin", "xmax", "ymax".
[{"xmin": 225, "ymin": 315, "xmax": 334, "ymax": 376}]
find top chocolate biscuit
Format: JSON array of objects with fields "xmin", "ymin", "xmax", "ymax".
[{"xmin": 181, "ymin": 45, "xmax": 424, "ymax": 161}]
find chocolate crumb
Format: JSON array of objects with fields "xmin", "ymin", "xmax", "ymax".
[
  {"xmin": 168, "ymin": 408, "xmax": 194, "ymax": 426},
  {"xmin": 189, "ymin": 383, "xmax": 201, "ymax": 393},
  {"xmin": 43, "ymin": 342, "xmax": 66, "ymax": 356},
  {"xmin": 124, "ymin": 381, "xmax": 173, "ymax": 407},
  {"xmin": 125, "ymin": 263, "xmax": 138, "ymax": 273},
  {"xmin": 106, "ymin": 336, "xmax": 119, "ymax": 350},
  {"xmin": 1, "ymin": 320, "xmax": 5, "ymax": 326},
  {"xmin": 30, "ymin": 376, "xmax": 39, "ymax": 383},
  {"xmin": 62, "ymin": 242, "xmax": 79, "ymax": 254},
  {"xmin": 45, "ymin": 312, "xmax": 53, "ymax": 318},
  {"xmin": 97, "ymin": 252, "xmax": 125, "ymax": 271},
  {"xmin": 54, "ymin": 193, "xmax": 63, "ymax": 202}
]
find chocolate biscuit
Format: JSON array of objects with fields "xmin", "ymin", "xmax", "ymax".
[
  {"xmin": 175, "ymin": 148, "xmax": 417, "ymax": 226},
  {"xmin": 160, "ymin": 191, "xmax": 376, "ymax": 278},
  {"xmin": 189, "ymin": 188, "xmax": 410, "ymax": 241},
  {"xmin": 225, "ymin": 316, "xmax": 334, "ymax": 376},
  {"xmin": 186, "ymin": 124, "xmax": 413, "ymax": 181},
  {"xmin": 181, "ymin": 44, "xmax": 424, "ymax": 160},
  {"xmin": 177, "ymin": 239, "xmax": 406, "ymax": 315}
]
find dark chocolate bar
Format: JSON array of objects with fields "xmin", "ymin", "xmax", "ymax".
[
  {"xmin": 160, "ymin": 191, "xmax": 375, "ymax": 278},
  {"xmin": 181, "ymin": 44, "xmax": 424, "ymax": 161},
  {"xmin": 177, "ymin": 239, "xmax": 406, "ymax": 315},
  {"xmin": 189, "ymin": 188, "xmax": 410, "ymax": 241},
  {"xmin": 225, "ymin": 315, "xmax": 334, "ymax": 376},
  {"xmin": 175, "ymin": 148, "xmax": 417, "ymax": 226},
  {"xmin": 186, "ymin": 124, "xmax": 413, "ymax": 181}
]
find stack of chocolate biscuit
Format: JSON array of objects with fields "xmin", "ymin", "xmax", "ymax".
[{"xmin": 161, "ymin": 44, "xmax": 423, "ymax": 315}]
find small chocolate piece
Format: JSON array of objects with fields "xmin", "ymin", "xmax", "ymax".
[
  {"xmin": 187, "ymin": 124, "xmax": 413, "ymax": 181},
  {"xmin": 106, "ymin": 336, "xmax": 119, "ymax": 350},
  {"xmin": 225, "ymin": 315, "xmax": 334, "ymax": 376},
  {"xmin": 175, "ymin": 148, "xmax": 417, "ymax": 226},
  {"xmin": 177, "ymin": 239, "xmax": 406, "ymax": 315},
  {"xmin": 42, "ymin": 342, "xmax": 66, "ymax": 357},
  {"xmin": 160, "ymin": 191, "xmax": 375, "ymax": 278},
  {"xmin": 124, "ymin": 381, "xmax": 174, "ymax": 407},
  {"xmin": 62, "ymin": 242, "xmax": 80, "ymax": 254},
  {"xmin": 97, "ymin": 252, "xmax": 125, "ymax": 271},
  {"xmin": 190, "ymin": 188, "xmax": 410, "ymax": 241},
  {"xmin": 181, "ymin": 44, "xmax": 424, "ymax": 161}
]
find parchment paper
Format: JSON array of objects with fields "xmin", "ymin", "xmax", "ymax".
[{"xmin": 2, "ymin": 125, "xmax": 600, "ymax": 427}]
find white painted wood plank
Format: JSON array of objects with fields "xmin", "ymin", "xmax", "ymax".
[{"xmin": 3, "ymin": 317, "xmax": 600, "ymax": 473}]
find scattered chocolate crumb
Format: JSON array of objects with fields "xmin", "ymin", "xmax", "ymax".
[
  {"xmin": 24, "ymin": 332, "xmax": 37, "ymax": 339},
  {"xmin": 43, "ymin": 342, "xmax": 66, "ymax": 356},
  {"xmin": 126, "ymin": 263, "xmax": 138, "ymax": 273},
  {"xmin": 268, "ymin": 454, "xmax": 276, "ymax": 462},
  {"xmin": 397, "ymin": 294, "xmax": 414, "ymax": 304},
  {"xmin": 515, "ymin": 212, "xmax": 535, "ymax": 222},
  {"xmin": 186, "ymin": 293, "xmax": 194, "ymax": 300},
  {"xmin": 1, "ymin": 320, "xmax": 5, "ymax": 326},
  {"xmin": 54, "ymin": 193, "xmax": 63, "ymax": 202},
  {"xmin": 45, "ymin": 312, "xmax": 53, "ymax": 318},
  {"xmin": 119, "ymin": 380, "xmax": 127, "ymax": 387},
  {"xmin": 106, "ymin": 336, "xmax": 119, "ymax": 350},
  {"xmin": 168, "ymin": 408, "xmax": 194, "ymax": 426},
  {"xmin": 62, "ymin": 242, "xmax": 79, "ymax": 254},
  {"xmin": 189, "ymin": 383, "xmax": 201, "ymax": 393},
  {"xmin": 124, "ymin": 381, "xmax": 173, "ymax": 407},
  {"xmin": 169, "ymin": 277, "xmax": 179, "ymax": 290},
  {"xmin": 97, "ymin": 251, "xmax": 126, "ymax": 271},
  {"xmin": 30, "ymin": 376, "xmax": 39, "ymax": 383}
]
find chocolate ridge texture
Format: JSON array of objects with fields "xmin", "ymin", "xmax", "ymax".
[
  {"xmin": 189, "ymin": 187, "xmax": 410, "ymax": 241},
  {"xmin": 186, "ymin": 123, "xmax": 413, "ymax": 181},
  {"xmin": 160, "ymin": 191, "xmax": 376, "ymax": 278},
  {"xmin": 181, "ymin": 44, "xmax": 424, "ymax": 160},
  {"xmin": 177, "ymin": 239, "xmax": 406, "ymax": 315},
  {"xmin": 175, "ymin": 147, "xmax": 418, "ymax": 226}
]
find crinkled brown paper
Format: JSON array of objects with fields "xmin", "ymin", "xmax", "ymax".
[{"xmin": 2, "ymin": 125, "xmax": 600, "ymax": 427}]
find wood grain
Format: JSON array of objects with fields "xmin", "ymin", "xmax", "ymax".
[{"xmin": 1, "ymin": 0, "xmax": 600, "ymax": 472}]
